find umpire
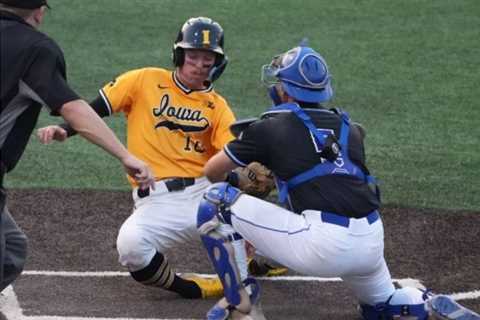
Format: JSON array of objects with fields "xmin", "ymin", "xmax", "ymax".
[{"xmin": 0, "ymin": 0, "xmax": 154, "ymax": 291}]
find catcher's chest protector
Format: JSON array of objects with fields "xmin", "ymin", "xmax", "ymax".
[{"xmin": 266, "ymin": 103, "xmax": 378, "ymax": 206}]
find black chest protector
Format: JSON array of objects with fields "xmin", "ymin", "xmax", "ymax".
[{"xmin": 265, "ymin": 103, "xmax": 379, "ymax": 207}]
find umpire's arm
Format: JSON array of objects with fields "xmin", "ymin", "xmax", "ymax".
[
  {"xmin": 61, "ymin": 95, "xmax": 111, "ymax": 137},
  {"xmin": 37, "ymin": 95, "xmax": 110, "ymax": 143}
]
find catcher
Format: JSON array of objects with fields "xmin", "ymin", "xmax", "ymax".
[{"xmin": 196, "ymin": 43, "xmax": 480, "ymax": 320}]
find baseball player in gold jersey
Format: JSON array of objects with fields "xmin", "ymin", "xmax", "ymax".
[{"xmin": 37, "ymin": 17, "xmax": 235, "ymax": 299}]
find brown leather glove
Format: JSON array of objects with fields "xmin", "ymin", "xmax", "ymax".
[{"xmin": 232, "ymin": 162, "xmax": 275, "ymax": 198}]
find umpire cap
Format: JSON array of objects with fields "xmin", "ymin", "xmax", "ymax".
[{"xmin": 0, "ymin": 0, "xmax": 49, "ymax": 9}]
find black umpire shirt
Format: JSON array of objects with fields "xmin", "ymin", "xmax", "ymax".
[
  {"xmin": 0, "ymin": 10, "xmax": 79, "ymax": 182},
  {"xmin": 225, "ymin": 106, "xmax": 380, "ymax": 217}
]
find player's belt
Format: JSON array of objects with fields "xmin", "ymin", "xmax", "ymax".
[
  {"xmin": 164, "ymin": 177, "xmax": 195, "ymax": 192},
  {"xmin": 320, "ymin": 210, "xmax": 379, "ymax": 228},
  {"xmin": 137, "ymin": 177, "xmax": 195, "ymax": 198}
]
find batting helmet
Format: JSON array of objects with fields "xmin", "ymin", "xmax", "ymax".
[
  {"xmin": 261, "ymin": 43, "xmax": 333, "ymax": 103},
  {"xmin": 172, "ymin": 17, "xmax": 227, "ymax": 83}
]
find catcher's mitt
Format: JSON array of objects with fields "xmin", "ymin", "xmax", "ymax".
[{"xmin": 231, "ymin": 162, "xmax": 275, "ymax": 198}]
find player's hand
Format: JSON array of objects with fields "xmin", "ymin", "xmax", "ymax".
[
  {"xmin": 37, "ymin": 125, "xmax": 68, "ymax": 144},
  {"xmin": 121, "ymin": 154, "xmax": 156, "ymax": 191}
]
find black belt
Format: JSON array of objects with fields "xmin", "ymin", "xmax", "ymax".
[
  {"xmin": 165, "ymin": 177, "xmax": 195, "ymax": 192},
  {"xmin": 137, "ymin": 177, "xmax": 195, "ymax": 198}
]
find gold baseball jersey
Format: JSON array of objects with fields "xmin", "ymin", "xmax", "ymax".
[{"xmin": 99, "ymin": 67, "xmax": 236, "ymax": 187}]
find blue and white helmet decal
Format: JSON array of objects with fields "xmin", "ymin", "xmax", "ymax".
[{"xmin": 261, "ymin": 44, "xmax": 334, "ymax": 103}]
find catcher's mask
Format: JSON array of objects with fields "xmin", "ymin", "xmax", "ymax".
[
  {"xmin": 261, "ymin": 44, "xmax": 333, "ymax": 103},
  {"xmin": 172, "ymin": 17, "xmax": 228, "ymax": 83}
]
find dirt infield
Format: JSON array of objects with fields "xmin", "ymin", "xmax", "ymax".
[{"xmin": 5, "ymin": 189, "xmax": 480, "ymax": 319}]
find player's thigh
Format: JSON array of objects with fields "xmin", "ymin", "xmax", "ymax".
[
  {"xmin": 230, "ymin": 195, "xmax": 312, "ymax": 271},
  {"xmin": 118, "ymin": 198, "xmax": 197, "ymax": 252},
  {"xmin": 341, "ymin": 257, "xmax": 395, "ymax": 305}
]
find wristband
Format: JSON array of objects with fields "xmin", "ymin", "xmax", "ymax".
[{"xmin": 225, "ymin": 171, "xmax": 239, "ymax": 188}]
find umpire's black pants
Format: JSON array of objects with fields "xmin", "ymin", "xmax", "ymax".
[{"xmin": 0, "ymin": 188, "xmax": 28, "ymax": 292}]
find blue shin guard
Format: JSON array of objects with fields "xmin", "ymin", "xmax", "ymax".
[
  {"xmin": 197, "ymin": 182, "xmax": 244, "ymax": 306},
  {"xmin": 200, "ymin": 234, "xmax": 243, "ymax": 305},
  {"xmin": 205, "ymin": 277, "xmax": 261, "ymax": 320}
]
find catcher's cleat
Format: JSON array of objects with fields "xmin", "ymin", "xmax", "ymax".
[
  {"xmin": 206, "ymin": 304, "xmax": 230, "ymax": 320},
  {"xmin": 186, "ymin": 275, "xmax": 224, "ymax": 299},
  {"xmin": 247, "ymin": 258, "xmax": 288, "ymax": 277},
  {"xmin": 429, "ymin": 295, "xmax": 480, "ymax": 320}
]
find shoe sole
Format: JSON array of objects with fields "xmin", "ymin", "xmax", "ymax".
[
  {"xmin": 429, "ymin": 295, "xmax": 480, "ymax": 320},
  {"xmin": 264, "ymin": 268, "xmax": 288, "ymax": 277}
]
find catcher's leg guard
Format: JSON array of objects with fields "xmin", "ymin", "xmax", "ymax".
[
  {"xmin": 197, "ymin": 182, "xmax": 242, "ymax": 228},
  {"xmin": 360, "ymin": 287, "xmax": 430, "ymax": 320},
  {"xmin": 243, "ymin": 277, "xmax": 261, "ymax": 305},
  {"xmin": 197, "ymin": 182, "xmax": 244, "ymax": 306},
  {"xmin": 206, "ymin": 278, "xmax": 261, "ymax": 320}
]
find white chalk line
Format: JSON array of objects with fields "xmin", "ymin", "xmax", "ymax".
[
  {"xmin": 18, "ymin": 270, "xmax": 423, "ymax": 283},
  {"xmin": 3, "ymin": 271, "xmax": 479, "ymax": 320},
  {"xmin": 21, "ymin": 270, "xmax": 480, "ymax": 300},
  {"xmin": 24, "ymin": 318, "xmax": 197, "ymax": 320}
]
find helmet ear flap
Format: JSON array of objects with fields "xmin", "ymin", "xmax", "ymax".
[
  {"xmin": 172, "ymin": 47, "xmax": 185, "ymax": 67},
  {"xmin": 206, "ymin": 55, "xmax": 228, "ymax": 84}
]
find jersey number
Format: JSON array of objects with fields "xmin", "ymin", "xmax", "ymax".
[{"xmin": 184, "ymin": 136, "xmax": 205, "ymax": 153}]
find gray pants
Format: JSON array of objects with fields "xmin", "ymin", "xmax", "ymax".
[{"xmin": 0, "ymin": 190, "xmax": 28, "ymax": 292}]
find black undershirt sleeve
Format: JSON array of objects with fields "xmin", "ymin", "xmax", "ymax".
[
  {"xmin": 225, "ymin": 120, "xmax": 270, "ymax": 166},
  {"xmin": 59, "ymin": 95, "xmax": 111, "ymax": 137},
  {"xmin": 22, "ymin": 40, "xmax": 79, "ymax": 115}
]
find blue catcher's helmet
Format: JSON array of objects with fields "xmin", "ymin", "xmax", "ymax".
[{"xmin": 261, "ymin": 43, "xmax": 333, "ymax": 103}]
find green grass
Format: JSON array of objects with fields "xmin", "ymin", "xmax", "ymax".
[{"xmin": 6, "ymin": 0, "xmax": 480, "ymax": 210}]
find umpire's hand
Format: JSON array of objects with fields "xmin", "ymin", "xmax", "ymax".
[{"xmin": 120, "ymin": 154, "xmax": 156, "ymax": 191}]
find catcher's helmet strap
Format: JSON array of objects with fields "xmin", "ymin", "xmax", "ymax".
[{"xmin": 269, "ymin": 103, "xmax": 378, "ymax": 205}]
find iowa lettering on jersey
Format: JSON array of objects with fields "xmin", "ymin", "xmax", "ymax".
[{"xmin": 153, "ymin": 94, "xmax": 209, "ymax": 132}]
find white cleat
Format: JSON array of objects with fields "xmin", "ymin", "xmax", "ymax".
[{"xmin": 429, "ymin": 295, "xmax": 480, "ymax": 320}]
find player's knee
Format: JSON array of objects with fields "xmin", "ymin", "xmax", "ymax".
[
  {"xmin": 197, "ymin": 182, "xmax": 242, "ymax": 232},
  {"xmin": 15, "ymin": 229, "xmax": 28, "ymax": 259},
  {"xmin": 9, "ymin": 231, "xmax": 28, "ymax": 278},
  {"xmin": 360, "ymin": 287, "xmax": 429, "ymax": 320},
  {"xmin": 197, "ymin": 196, "xmax": 221, "ymax": 235},
  {"xmin": 116, "ymin": 225, "xmax": 150, "ymax": 268}
]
